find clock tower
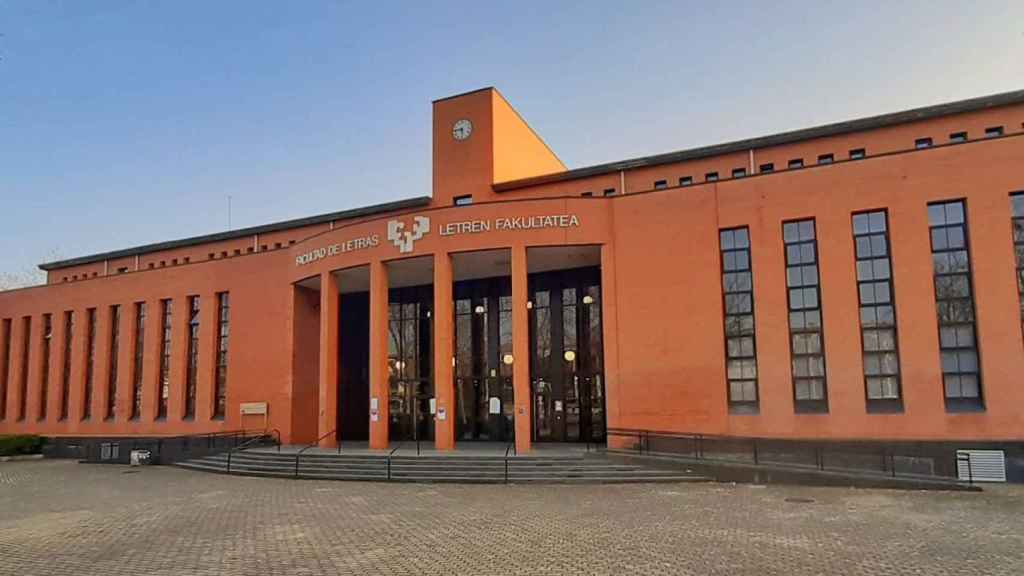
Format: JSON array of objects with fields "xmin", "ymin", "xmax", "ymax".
[{"xmin": 432, "ymin": 87, "xmax": 566, "ymax": 206}]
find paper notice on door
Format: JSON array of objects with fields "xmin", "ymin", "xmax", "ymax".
[
  {"xmin": 429, "ymin": 398, "xmax": 437, "ymax": 414},
  {"xmin": 370, "ymin": 397, "xmax": 379, "ymax": 410},
  {"xmin": 437, "ymin": 407, "xmax": 447, "ymax": 421},
  {"xmin": 489, "ymin": 397, "xmax": 501, "ymax": 414},
  {"xmin": 554, "ymin": 400, "xmax": 563, "ymax": 412}
]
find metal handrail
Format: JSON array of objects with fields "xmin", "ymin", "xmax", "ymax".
[
  {"xmin": 266, "ymin": 428, "xmax": 282, "ymax": 452},
  {"xmin": 605, "ymin": 427, "xmax": 962, "ymax": 481},
  {"xmin": 226, "ymin": 433, "xmax": 273, "ymax": 474},
  {"xmin": 504, "ymin": 442, "xmax": 514, "ymax": 484},
  {"xmin": 386, "ymin": 444, "xmax": 402, "ymax": 481},
  {"xmin": 293, "ymin": 428, "xmax": 337, "ymax": 478}
]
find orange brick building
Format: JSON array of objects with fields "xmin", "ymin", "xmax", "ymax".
[{"xmin": 1, "ymin": 87, "xmax": 1023, "ymax": 456}]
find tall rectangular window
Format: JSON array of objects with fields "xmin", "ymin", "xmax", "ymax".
[
  {"xmin": 1012, "ymin": 193, "xmax": 1024, "ymax": 338},
  {"xmin": 18, "ymin": 317, "xmax": 31, "ymax": 421},
  {"xmin": 184, "ymin": 296, "xmax": 200, "ymax": 419},
  {"xmin": 214, "ymin": 292, "xmax": 230, "ymax": 419},
  {"xmin": 928, "ymin": 200, "xmax": 982, "ymax": 410},
  {"xmin": 783, "ymin": 219, "xmax": 828, "ymax": 412},
  {"xmin": 853, "ymin": 210, "xmax": 902, "ymax": 411},
  {"xmin": 719, "ymin": 227, "xmax": 758, "ymax": 411},
  {"xmin": 59, "ymin": 311, "xmax": 74, "ymax": 421},
  {"xmin": 106, "ymin": 305, "xmax": 120, "ymax": 420},
  {"xmin": 131, "ymin": 303, "xmax": 145, "ymax": 420},
  {"xmin": 39, "ymin": 314, "xmax": 52, "ymax": 421},
  {"xmin": 157, "ymin": 299, "xmax": 172, "ymax": 419},
  {"xmin": 0, "ymin": 319, "xmax": 10, "ymax": 420},
  {"xmin": 82, "ymin": 308, "xmax": 96, "ymax": 420}
]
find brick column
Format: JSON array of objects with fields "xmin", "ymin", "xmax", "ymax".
[
  {"xmin": 9, "ymin": 317, "xmax": 28, "ymax": 422},
  {"xmin": 511, "ymin": 245, "xmax": 532, "ymax": 453},
  {"xmin": 369, "ymin": 260, "xmax": 390, "ymax": 450},
  {"xmin": 600, "ymin": 244, "xmax": 621, "ymax": 438},
  {"xmin": 196, "ymin": 294, "xmax": 218, "ymax": 422},
  {"xmin": 318, "ymin": 271, "xmax": 339, "ymax": 448},
  {"xmin": 433, "ymin": 252, "xmax": 455, "ymax": 450},
  {"xmin": 92, "ymin": 307, "xmax": 112, "ymax": 423}
]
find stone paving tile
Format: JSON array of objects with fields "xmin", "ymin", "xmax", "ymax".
[{"xmin": 0, "ymin": 460, "xmax": 1021, "ymax": 575}]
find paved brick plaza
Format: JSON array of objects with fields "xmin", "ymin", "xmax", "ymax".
[{"xmin": 0, "ymin": 460, "xmax": 1020, "ymax": 575}]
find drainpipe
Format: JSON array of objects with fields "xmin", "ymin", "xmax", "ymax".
[
  {"xmin": 134, "ymin": 255, "xmax": 140, "ymax": 271},
  {"xmin": 749, "ymin": 149, "xmax": 755, "ymax": 174},
  {"xmin": 103, "ymin": 260, "xmax": 109, "ymax": 276},
  {"xmin": 254, "ymin": 234, "xmax": 259, "ymax": 252},
  {"xmin": 619, "ymin": 170, "xmax": 626, "ymax": 195}
]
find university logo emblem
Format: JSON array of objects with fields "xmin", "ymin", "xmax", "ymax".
[{"xmin": 387, "ymin": 215, "xmax": 430, "ymax": 254}]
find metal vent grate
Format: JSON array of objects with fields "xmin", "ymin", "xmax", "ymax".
[{"xmin": 956, "ymin": 450, "xmax": 1006, "ymax": 482}]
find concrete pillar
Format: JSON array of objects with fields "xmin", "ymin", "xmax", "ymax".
[
  {"xmin": 9, "ymin": 316, "xmax": 29, "ymax": 422},
  {"xmin": 369, "ymin": 260, "xmax": 390, "ymax": 450},
  {"xmin": 511, "ymin": 245, "xmax": 532, "ymax": 453},
  {"xmin": 433, "ymin": 252, "xmax": 455, "ymax": 450},
  {"xmin": 318, "ymin": 271, "xmax": 339, "ymax": 448},
  {"xmin": 92, "ymin": 306, "xmax": 112, "ymax": 423}
]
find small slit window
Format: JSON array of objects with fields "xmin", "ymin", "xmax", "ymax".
[
  {"xmin": 454, "ymin": 194, "xmax": 473, "ymax": 206},
  {"xmin": 581, "ymin": 191, "xmax": 593, "ymax": 197},
  {"xmin": 788, "ymin": 159, "xmax": 803, "ymax": 169},
  {"xmin": 817, "ymin": 154, "xmax": 834, "ymax": 165},
  {"xmin": 849, "ymin": 148, "xmax": 866, "ymax": 160},
  {"xmin": 949, "ymin": 132, "xmax": 967, "ymax": 143},
  {"xmin": 654, "ymin": 180, "xmax": 667, "ymax": 189},
  {"xmin": 603, "ymin": 188, "xmax": 616, "ymax": 196},
  {"xmin": 915, "ymin": 137, "xmax": 933, "ymax": 149},
  {"xmin": 759, "ymin": 163, "xmax": 774, "ymax": 173},
  {"xmin": 732, "ymin": 168, "xmax": 747, "ymax": 178},
  {"xmin": 985, "ymin": 126, "xmax": 1004, "ymax": 137},
  {"xmin": 705, "ymin": 172, "xmax": 719, "ymax": 182},
  {"xmin": 679, "ymin": 176, "xmax": 693, "ymax": 186}
]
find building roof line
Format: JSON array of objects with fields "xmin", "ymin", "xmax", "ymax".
[
  {"xmin": 39, "ymin": 196, "xmax": 432, "ymax": 272},
  {"xmin": 493, "ymin": 88, "xmax": 1024, "ymax": 191}
]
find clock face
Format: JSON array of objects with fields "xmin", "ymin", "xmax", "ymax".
[{"xmin": 452, "ymin": 119, "xmax": 472, "ymax": 141}]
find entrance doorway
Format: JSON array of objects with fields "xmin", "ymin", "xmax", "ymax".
[
  {"xmin": 453, "ymin": 278, "xmax": 514, "ymax": 442},
  {"xmin": 388, "ymin": 285, "xmax": 434, "ymax": 443},
  {"xmin": 529, "ymin": 266, "xmax": 606, "ymax": 443}
]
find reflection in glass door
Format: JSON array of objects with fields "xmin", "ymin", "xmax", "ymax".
[
  {"xmin": 454, "ymin": 279, "xmax": 514, "ymax": 441},
  {"xmin": 388, "ymin": 287, "xmax": 433, "ymax": 442},
  {"xmin": 530, "ymin": 268, "xmax": 605, "ymax": 443}
]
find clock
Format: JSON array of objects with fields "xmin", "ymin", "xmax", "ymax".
[{"xmin": 452, "ymin": 119, "xmax": 472, "ymax": 141}]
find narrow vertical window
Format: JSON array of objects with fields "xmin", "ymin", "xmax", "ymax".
[
  {"xmin": 157, "ymin": 299, "xmax": 172, "ymax": 419},
  {"xmin": 18, "ymin": 317, "xmax": 31, "ymax": 421},
  {"xmin": 0, "ymin": 319, "xmax": 11, "ymax": 420},
  {"xmin": 214, "ymin": 292, "xmax": 230, "ymax": 419},
  {"xmin": 1012, "ymin": 193, "xmax": 1024, "ymax": 339},
  {"xmin": 131, "ymin": 303, "xmax": 145, "ymax": 420},
  {"xmin": 39, "ymin": 314, "xmax": 52, "ymax": 421},
  {"xmin": 783, "ymin": 219, "xmax": 828, "ymax": 412},
  {"xmin": 59, "ymin": 311, "xmax": 74, "ymax": 421},
  {"xmin": 853, "ymin": 210, "xmax": 902, "ymax": 411},
  {"xmin": 107, "ymin": 305, "xmax": 120, "ymax": 420},
  {"xmin": 929, "ymin": 200, "xmax": 982, "ymax": 410},
  {"xmin": 720, "ymin": 227, "xmax": 758, "ymax": 411},
  {"xmin": 184, "ymin": 296, "xmax": 200, "ymax": 419},
  {"xmin": 82, "ymin": 308, "xmax": 96, "ymax": 420}
]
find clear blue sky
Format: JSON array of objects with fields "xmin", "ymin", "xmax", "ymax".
[{"xmin": 2, "ymin": 1, "xmax": 1022, "ymax": 278}]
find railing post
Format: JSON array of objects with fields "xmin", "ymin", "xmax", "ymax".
[
  {"xmin": 294, "ymin": 454, "xmax": 300, "ymax": 479},
  {"xmin": 752, "ymin": 439, "xmax": 759, "ymax": 465},
  {"xmin": 890, "ymin": 453, "xmax": 896, "ymax": 478},
  {"xmin": 227, "ymin": 451, "xmax": 232, "ymax": 475},
  {"xmin": 387, "ymin": 456, "xmax": 392, "ymax": 481},
  {"xmin": 505, "ymin": 457, "xmax": 509, "ymax": 485}
]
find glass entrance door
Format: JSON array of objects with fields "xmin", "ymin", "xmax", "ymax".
[
  {"xmin": 454, "ymin": 278, "xmax": 514, "ymax": 442},
  {"xmin": 530, "ymin": 267, "xmax": 605, "ymax": 443},
  {"xmin": 388, "ymin": 286, "xmax": 433, "ymax": 443}
]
